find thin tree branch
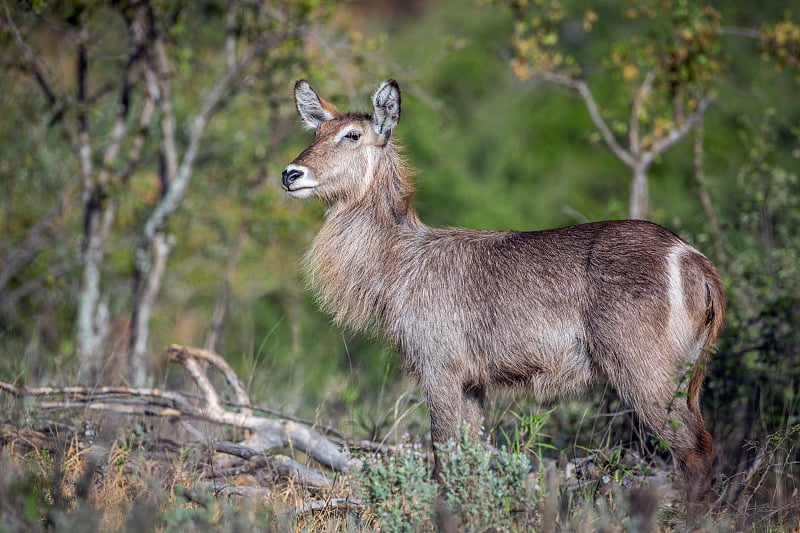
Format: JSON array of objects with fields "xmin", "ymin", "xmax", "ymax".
[
  {"xmin": 129, "ymin": 231, "xmax": 171, "ymax": 386},
  {"xmin": 629, "ymin": 69, "xmax": 657, "ymax": 159},
  {"xmin": 644, "ymin": 96, "xmax": 713, "ymax": 165},
  {"xmin": 143, "ymin": 36, "xmax": 275, "ymax": 240},
  {"xmin": 96, "ymin": 2, "xmax": 149, "ymax": 188},
  {"xmin": 692, "ymin": 118, "xmax": 729, "ymax": 267},
  {"xmin": 39, "ymin": 400, "xmax": 184, "ymax": 418},
  {"xmin": 0, "ymin": 381, "xmax": 192, "ymax": 406},
  {"xmin": 717, "ymin": 26, "xmax": 761, "ymax": 39},
  {"xmin": 0, "ymin": 186, "xmax": 76, "ymax": 292},
  {"xmin": 1, "ymin": 345, "xmax": 355, "ymax": 473},
  {"xmin": 76, "ymin": 20, "xmax": 92, "ymax": 193},
  {"xmin": 538, "ymin": 72, "xmax": 635, "ymax": 167},
  {"xmin": 1, "ymin": 0, "xmax": 71, "ymax": 136},
  {"xmin": 168, "ymin": 345, "xmax": 250, "ymax": 411},
  {"xmin": 150, "ymin": 33, "xmax": 178, "ymax": 193},
  {"xmin": 117, "ymin": 90, "xmax": 156, "ymax": 184}
]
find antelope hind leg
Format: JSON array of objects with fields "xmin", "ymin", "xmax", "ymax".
[{"xmin": 605, "ymin": 359, "xmax": 713, "ymax": 525}]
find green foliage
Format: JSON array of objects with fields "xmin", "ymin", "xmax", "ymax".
[
  {"xmin": 497, "ymin": 408, "xmax": 556, "ymax": 462},
  {"xmin": 357, "ymin": 429, "xmax": 542, "ymax": 532},
  {"xmin": 436, "ymin": 432, "xmax": 540, "ymax": 531},
  {"xmin": 506, "ymin": 0, "xmax": 580, "ymax": 78},
  {"xmin": 1, "ymin": 7, "xmax": 799, "ymax": 531},
  {"xmin": 0, "ymin": 0, "xmax": 356, "ymax": 392},
  {"xmin": 593, "ymin": 447, "xmax": 652, "ymax": 487},
  {"xmin": 503, "ymin": 0, "xmax": 725, "ymax": 143},
  {"xmin": 708, "ymin": 109, "xmax": 800, "ymax": 472},
  {"xmin": 358, "ymin": 439, "xmax": 437, "ymax": 533},
  {"xmin": 759, "ymin": 16, "xmax": 800, "ymax": 74}
]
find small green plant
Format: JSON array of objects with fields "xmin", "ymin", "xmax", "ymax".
[
  {"xmin": 593, "ymin": 447, "xmax": 651, "ymax": 487},
  {"xmin": 357, "ymin": 437, "xmax": 437, "ymax": 533},
  {"xmin": 499, "ymin": 409, "xmax": 557, "ymax": 463},
  {"xmin": 356, "ymin": 428, "xmax": 543, "ymax": 532},
  {"xmin": 436, "ymin": 430, "xmax": 540, "ymax": 531}
]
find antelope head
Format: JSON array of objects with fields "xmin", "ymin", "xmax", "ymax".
[{"xmin": 281, "ymin": 80, "xmax": 401, "ymax": 206}]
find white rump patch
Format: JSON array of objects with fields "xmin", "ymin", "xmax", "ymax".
[{"xmin": 665, "ymin": 245, "xmax": 695, "ymax": 359}]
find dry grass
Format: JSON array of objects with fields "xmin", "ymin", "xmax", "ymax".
[
  {"xmin": 0, "ymin": 416, "xmax": 367, "ymax": 532},
  {"xmin": 1, "ymin": 412, "xmax": 799, "ymax": 532}
]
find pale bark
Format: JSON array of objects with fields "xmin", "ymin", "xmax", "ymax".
[
  {"xmin": 74, "ymin": 17, "xmax": 108, "ymax": 383},
  {"xmin": 2, "ymin": 0, "xmax": 325, "ymax": 386},
  {"xmin": 129, "ymin": 231, "xmax": 171, "ymax": 386},
  {"xmin": 629, "ymin": 164, "xmax": 649, "ymax": 221},
  {"xmin": 76, "ymin": 204, "xmax": 115, "ymax": 384}
]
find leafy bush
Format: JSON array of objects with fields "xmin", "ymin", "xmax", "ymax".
[
  {"xmin": 356, "ymin": 430, "xmax": 542, "ymax": 532},
  {"xmin": 358, "ymin": 438, "xmax": 436, "ymax": 533},
  {"xmin": 709, "ymin": 110, "xmax": 800, "ymax": 469}
]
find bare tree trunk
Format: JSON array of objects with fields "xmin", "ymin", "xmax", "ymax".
[
  {"xmin": 74, "ymin": 2, "xmax": 152, "ymax": 384},
  {"xmin": 629, "ymin": 163, "xmax": 649, "ymax": 220},
  {"xmin": 74, "ymin": 16, "xmax": 109, "ymax": 385},
  {"xmin": 76, "ymin": 205, "xmax": 115, "ymax": 384},
  {"xmin": 129, "ymin": 231, "xmax": 171, "ymax": 386},
  {"xmin": 3, "ymin": 0, "xmax": 320, "ymax": 385}
]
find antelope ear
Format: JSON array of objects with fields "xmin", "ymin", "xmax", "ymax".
[
  {"xmin": 294, "ymin": 80, "xmax": 340, "ymax": 129},
  {"xmin": 371, "ymin": 79, "xmax": 401, "ymax": 141}
]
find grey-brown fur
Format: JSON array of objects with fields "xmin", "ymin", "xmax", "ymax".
[{"xmin": 281, "ymin": 79, "xmax": 725, "ymax": 523}]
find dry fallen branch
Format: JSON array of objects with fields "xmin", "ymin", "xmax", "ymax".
[
  {"xmin": 0, "ymin": 423, "xmax": 69, "ymax": 455},
  {"xmin": 209, "ymin": 441, "xmax": 333, "ymax": 490},
  {"xmin": 284, "ymin": 497, "xmax": 365, "ymax": 518},
  {"xmin": 196, "ymin": 481, "xmax": 272, "ymax": 501},
  {"xmin": 0, "ymin": 345, "xmax": 357, "ymax": 491}
]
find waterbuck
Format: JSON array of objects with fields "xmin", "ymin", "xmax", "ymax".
[{"xmin": 281, "ymin": 79, "xmax": 724, "ymax": 521}]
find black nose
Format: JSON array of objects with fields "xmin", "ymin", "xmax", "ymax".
[{"xmin": 281, "ymin": 168, "xmax": 303, "ymax": 189}]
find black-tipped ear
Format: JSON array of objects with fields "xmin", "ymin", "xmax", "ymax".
[
  {"xmin": 294, "ymin": 80, "xmax": 340, "ymax": 129},
  {"xmin": 372, "ymin": 79, "xmax": 401, "ymax": 140}
]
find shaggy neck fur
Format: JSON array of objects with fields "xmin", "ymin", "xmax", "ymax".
[{"xmin": 302, "ymin": 141, "xmax": 422, "ymax": 334}]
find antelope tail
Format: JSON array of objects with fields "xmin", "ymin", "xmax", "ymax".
[{"xmin": 687, "ymin": 276, "xmax": 725, "ymax": 418}]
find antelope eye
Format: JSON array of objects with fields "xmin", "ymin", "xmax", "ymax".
[{"xmin": 344, "ymin": 130, "xmax": 361, "ymax": 141}]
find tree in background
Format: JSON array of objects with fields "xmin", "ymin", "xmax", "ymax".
[
  {"xmin": 496, "ymin": 0, "xmax": 799, "ymax": 221},
  {"xmin": 0, "ymin": 0, "xmax": 344, "ymax": 385}
]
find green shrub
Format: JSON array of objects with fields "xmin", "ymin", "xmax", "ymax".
[
  {"xmin": 356, "ymin": 430, "xmax": 542, "ymax": 532},
  {"xmin": 357, "ymin": 439, "xmax": 437, "ymax": 533}
]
